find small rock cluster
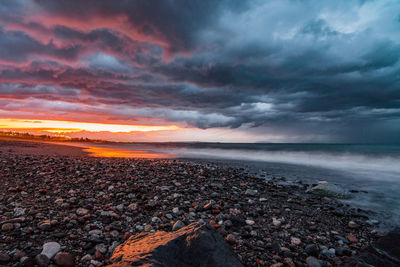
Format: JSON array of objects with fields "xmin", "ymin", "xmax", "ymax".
[{"xmin": 0, "ymin": 146, "xmax": 384, "ymax": 266}]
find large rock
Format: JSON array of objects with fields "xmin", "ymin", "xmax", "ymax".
[
  {"xmin": 345, "ymin": 228, "xmax": 400, "ymax": 266},
  {"xmin": 371, "ymin": 228, "xmax": 400, "ymax": 263},
  {"xmin": 362, "ymin": 228, "xmax": 400, "ymax": 266},
  {"xmin": 306, "ymin": 183, "xmax": 349, "ymax": 199},
  {"xmin": 107, "ymin": 223, "xmax": 243, "ymax": 267}
]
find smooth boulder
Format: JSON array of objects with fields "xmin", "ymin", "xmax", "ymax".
[
  {"xmin": 307, "ymin": 183, "xmax": 349, "ymax": 199},
  {"xmin": 107, "ymin": 223, "xmax": 243, "ymax": 267}
]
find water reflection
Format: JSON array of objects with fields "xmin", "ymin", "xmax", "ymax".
[{"xmin": 82, "ymin": 146, "xmax": 173, "ymax": 158}]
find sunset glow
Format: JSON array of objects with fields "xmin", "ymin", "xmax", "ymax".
[
  {"xmin": 0, "ymin": 2, "xmax": 399, "ymax": 267},
  {"xmin": 0, "ymin": 119, "xmax": 180, "ymax": 133},
  {"xmin": 81, "ymin": 146, "xmax": 173, "ymax": 158}
]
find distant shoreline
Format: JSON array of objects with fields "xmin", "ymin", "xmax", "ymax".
[
  {"xmin": 1, "ymin": 130, "xmax": 399, "ymax": 146},
  {"xmin": 0, "ymin": 136, "xmax": 89, "ymax": 157}
]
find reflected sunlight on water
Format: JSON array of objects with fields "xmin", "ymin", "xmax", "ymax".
[{"xmin": 82, "ymin": 146, "xmax": 173, "ymax": 158}]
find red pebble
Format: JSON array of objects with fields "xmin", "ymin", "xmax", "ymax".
[
  {"xmin": 209, "ymin": 220, "xmax": 221, "ymax": 229},
  {"xmin": 123, "ymin": 232, "xmax": 132, "ymax": 240},
  {"xmin": 346, "ymin": 234, "xmax": 358, "ymax": 243},
  {"xmin": 95, "ymin": 250, "xmax": 104, "ymax": 260}
]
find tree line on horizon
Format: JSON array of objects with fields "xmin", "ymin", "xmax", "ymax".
[{"xmin": 0, "ymin": 131, "xmax": 104, "ymax": 143}]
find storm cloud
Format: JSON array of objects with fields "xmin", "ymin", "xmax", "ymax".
[{"xmin": 0, "ymin": 0, "xmax": 399, "ymax": 142}]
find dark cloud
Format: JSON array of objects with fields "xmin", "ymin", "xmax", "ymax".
[
  {"xmin": 35, "ymin": 0, "xmax": 249, "ymax": 52},
  {"xmin": 0, "ymin": 0, "xmax": 399, "ymax": 142},
  {"xmin": 0, "ymin": 28, "xmax": 82, "ymax": 62},
  {"xmin": 302, "ymin": 19, "xmax": 340, "ymax": 37},
  {"xmin": 0, "ymin": 83, "xmax": 78, "ymax": 98}
]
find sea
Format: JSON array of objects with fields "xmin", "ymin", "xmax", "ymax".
[{"xmin": 70, "ymin": 142, "xmax": 400, "ymax": 229}]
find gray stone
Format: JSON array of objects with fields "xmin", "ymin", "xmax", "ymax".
[
  {"xmin": 89, "ymin": 229, "xmax": 103, "ymax": 236},
  {"xmin": 116, "ymin": 204, "xmax": 124, "ymax": 212},
  {"xmin": 245, "ymin": 189, "xmax": 258, "ymax": 196},
  {"xmin": 321, "ymin": 248, "xmax": 336, "ymax": 259},
  {"xmin": 91, "ymin": 259, "xmax": 102, "ymax": 266},
  {"xmin": 95, "ymin": 243, "xmax": 107, "ymax": 254},
  {"xmin": 172, "ymin": 220, "xmax": 185, "ymax": 231},
  {"xmin": 336, "ymin": 247, "xmax": 352, "ymax": 256},
  {"xmin": 172, "ymin": 207, "xmax": 179, "ymax": 214},
  {"xmin": 41, "ymin": 242, "xmax": 61, "ymax": 259},
  {"xmin": 81, "ymin": 254, "xmax": 92, "ymax": 262},
  {"xmin": 305, "ymin": 244, "xmax": 319, "ymax": 256},
  {"xmin": 109, "ymin": 241, "xmax": 120, "ymax": 254},
  {"xmin": 245, "ymin": 219, "xmax": 255, "ymax": 225},
  {"xmin": 306, "ymin": 256, "xmax": 321, "ymax": 267},
  {"xmin": 76, "ymin": 208, "xmax": 89, "ymax": 216}
]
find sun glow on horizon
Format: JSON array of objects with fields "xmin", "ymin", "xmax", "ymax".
[{"xmin": 0, "ymin": 119, "xmax": 180, "ymax": 133}]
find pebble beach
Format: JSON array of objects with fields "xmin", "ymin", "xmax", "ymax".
[{"xmin": 0, "ymin": 139, "xmax": 386, "ymax": 266}]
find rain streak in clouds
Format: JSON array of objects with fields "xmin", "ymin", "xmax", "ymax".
[{"xmin": 0, "ymin": 0, "xmax": 399, "ymax": 142}]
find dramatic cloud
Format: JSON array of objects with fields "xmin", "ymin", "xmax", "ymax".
[{"xmin": 0, "ymin": 0, "xmax": 399, "ymax": 142}]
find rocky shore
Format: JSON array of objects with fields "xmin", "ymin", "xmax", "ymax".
[{"xmin": 0, "ymin": 140, "xmax": 395, "ymax": 266}]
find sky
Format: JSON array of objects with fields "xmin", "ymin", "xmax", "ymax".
[{"xmin": 0, "ymin": 0, "xmax": 399, "ymax": 143}]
